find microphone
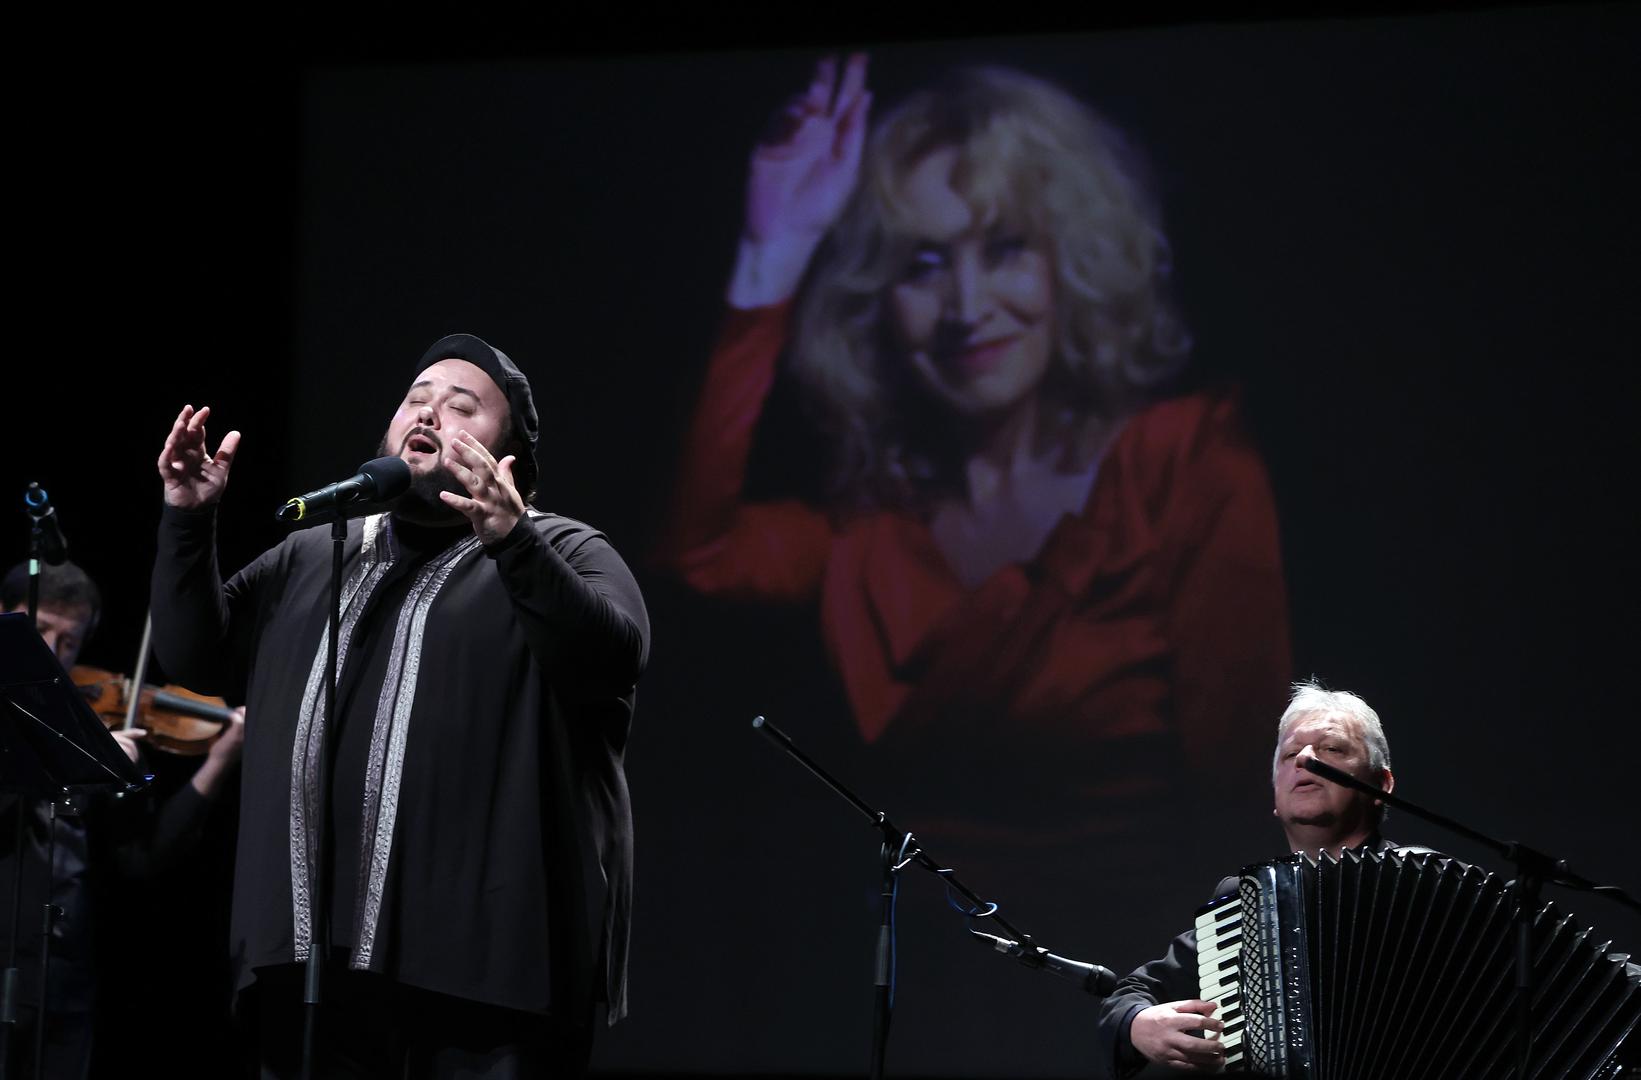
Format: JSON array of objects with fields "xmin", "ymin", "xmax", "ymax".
[
  {"xmin": 275, "ymin": 456, "xmax": 412, "ymax": 523},
  {"xmin": 970, "ymin": 929, "xmax": 1119, "ymax": 996},
  {"xmin": 23, "ymin": 483, "xmax": 68, "ymax": 565},
  {"xmin": 1300, "ymin": 755, "xmax": 1389, "ymax": 800}
]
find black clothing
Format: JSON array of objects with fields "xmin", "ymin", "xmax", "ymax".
[
  {"xmin": 250, "ymin": 959, "xmax": 594, "ymax": 1080},
  {"xmin": 150, "ymin": 505, "xmax": 648, "ymax": 1028},
  {"xmin": 1, "ymin": 781, "xmax": 216, "ymax": 1079}
]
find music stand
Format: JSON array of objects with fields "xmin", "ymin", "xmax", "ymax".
[{"xmin": 0, "ymin": 611, "xmax": 147, "ymax": 1080}]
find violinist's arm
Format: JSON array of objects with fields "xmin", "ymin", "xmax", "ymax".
[
  {"xmin": 103, "ymin": 782, "xmax": 203, "ymax": 880},
  {"xmin": 106, "ymin": 708, "xmax": 243, "ymax": 881},
  {"xmin": 188, "ymin": 706, "xmax": 245, "ymax": 800}
]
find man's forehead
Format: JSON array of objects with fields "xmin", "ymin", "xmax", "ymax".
[
  {"xmin": 408, "ymin": 358, "xmax": 504, "ymax": 403},
  {"xmin": 33, "ymin": 603, "xmax": 94, "ymax": 631},
  {"xmin": 1281, "ymin": 711, "xmax": 1359, "ymax": 743}
]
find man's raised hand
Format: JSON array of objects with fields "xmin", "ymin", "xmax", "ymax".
[
  {"xmin": 158, "ymin": 404, "xmax": 240, "ymax": 509},
  {"xmin": 440, "ymin": 430, "xmax": 526, "ymax": 546}
]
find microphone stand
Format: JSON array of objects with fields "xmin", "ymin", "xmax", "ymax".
[
  {"xmin": 752, "ymin": 716, "xmax": 1117, "ymax": 1080},
  {"xmin": 0, "ymin": 781, "xmax": 17, "ymax": 1080},
  {"xmin": 300, "ymin": 516, "xmax": 347, "ymax": 1080},
  {"xmin": 27, "ymin": 805, "xmax": 57, "ymax": 1080},
  {"xmin": 271, "ymin": 461, "xmax": 405, "ymax": 1079},
  {"xmin": 2, "ymin": 503, "xmax": 51, "ymax": 1080},
  {"xmin": 2, "ymin": 493, "xmax": 138, "ymax": 1080},
  {"xmin": 1300, "ymin": 756, "xmax": 1640, "ymax": 1080}
]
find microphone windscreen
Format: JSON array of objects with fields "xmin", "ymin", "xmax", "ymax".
[{"xmin": 358, "ymin": 455, "xmax": 412, "ymax": 500}]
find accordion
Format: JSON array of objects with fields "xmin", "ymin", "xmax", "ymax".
[{"xmin": 1195, "ymin": 848, "xmax": 1639, "ymax": 1079}]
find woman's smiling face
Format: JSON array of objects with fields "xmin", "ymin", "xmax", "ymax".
[{"xmin": 888, "ymin": 146, "xmax": 1056, "ymax": 419}]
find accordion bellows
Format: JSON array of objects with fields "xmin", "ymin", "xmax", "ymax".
[{"xmin": 1195, "ymin": 849, "xmax": 1639, "ymax": 1079}]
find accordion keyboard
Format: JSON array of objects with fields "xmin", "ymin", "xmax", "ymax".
[{"xmin": 1195, "ymin": 893, "xmax": 1247, "ymax": 1069}]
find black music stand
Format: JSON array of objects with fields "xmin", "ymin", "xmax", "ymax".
[{"xmin": 0, "ymin": 611, "xmax": 148, "ymax": 1080}]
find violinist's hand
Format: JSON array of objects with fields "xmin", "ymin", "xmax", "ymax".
[
  {"xmin": 191, "ymin": 706, "xmax": 245, "ymax": 801},
  {"xmin": 210, "ymin": 706, "xmax": 246, "ymax": 767},
  {"xmin": 440, "ymin": 432, "xmax": 526, "ymax": 547},
  {"xmin": 1130, "ymin": 1000, "xmax": 1227, "ymax": 1072},
  {"xmin": 728, "ymin": 52, "xmax": 872, "ymax": 308},
  {"xmin": 158, "ymin": 404, "xmax": 240, "ymax": 509},
  {"xmin": 111, "ymin": 729, "xmax": 147, "ymax": 766}
]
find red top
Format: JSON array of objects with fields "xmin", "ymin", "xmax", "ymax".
[{"xmin": 657, "ymin": 303, "xmax": 1292, "ymax": 850}]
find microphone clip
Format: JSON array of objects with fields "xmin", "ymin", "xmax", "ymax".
[{"xmin": 23, "ymin": 482, "xmax": 69, "ymax": 565}]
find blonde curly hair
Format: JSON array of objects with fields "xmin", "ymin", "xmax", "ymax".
[{"xmin": 791, "ymin": 67, "xmax": 1191, "ymax": 510}]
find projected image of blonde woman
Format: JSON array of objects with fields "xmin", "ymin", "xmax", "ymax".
[{"xmin": 659, "ymin": 54, "xmax": 1290, "ymax": 860}]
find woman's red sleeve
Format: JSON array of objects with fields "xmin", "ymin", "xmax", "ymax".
[
  {"xmin": 651, "ymin": 304, "xmax": 836, "ymax": 604},
  {"xmin": 1152, "ymin": 394, "xmax": 1294, "ymax": 797}
]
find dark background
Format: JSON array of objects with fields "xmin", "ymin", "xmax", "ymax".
[{"xmin": 13, "ymin": 4, "xmax": 1641, "ymax": 1076}]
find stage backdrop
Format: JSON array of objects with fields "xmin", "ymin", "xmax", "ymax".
[{"xmin": 13, "ymin": 7, "xmax": 1640, "ymax": 1078}]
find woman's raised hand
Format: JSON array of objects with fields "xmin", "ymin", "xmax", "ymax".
[
  {"xmin": 157, "ymin": 404, "xmax": 240, "ymax": 509},
  {"xmin": 729, "ymin": 53, "xmax": 872, "ymax": 308}
]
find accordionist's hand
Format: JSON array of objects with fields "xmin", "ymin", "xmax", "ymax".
[{"xmin": 1130, "ymin": 999, "xmax": 1227, "ymax": 1071}]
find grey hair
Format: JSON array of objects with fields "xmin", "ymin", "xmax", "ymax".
[
  {"xmin": 1272, "ymin": 679, "xmax": 1392, "ymax": 784},
  {"xmin": 788, "ymin": 66, "xmax": 1191, "ymax": 511}
]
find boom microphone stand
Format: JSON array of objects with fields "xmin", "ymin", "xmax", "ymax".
[
  {"xmin": 1300, "ymin": 756, "xmax": 1641, "ymax": 1080},
  {"xmin": 752, "ymin": 716, "xmax": 1117, "ymax": 1080}
]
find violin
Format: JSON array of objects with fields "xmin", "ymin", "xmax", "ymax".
[
  {"xmin": 68, "ymin": 613, "xmax": 233, "ymax": 756},
  {"xmin": 71, "ymin": 665, "xmax": 233, "ymax": 756}
]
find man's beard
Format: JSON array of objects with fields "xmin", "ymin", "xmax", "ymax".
[{"xmin": 378, "ymin": 432, "xmax": 465, "ymax": 526}]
